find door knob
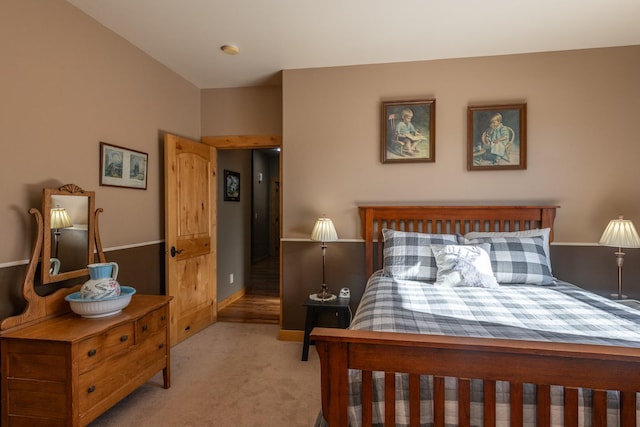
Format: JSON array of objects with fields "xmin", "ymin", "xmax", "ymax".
[{"xmin": 170, "ymin": 246, "xmax": 183, "ymax": 257}]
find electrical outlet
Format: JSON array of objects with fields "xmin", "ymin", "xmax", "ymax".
[{"xmin": 229, "ymin": 273, "xmax": 234, "ymax": 284}]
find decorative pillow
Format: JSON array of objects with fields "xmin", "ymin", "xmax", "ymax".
[
  {"xmin": 382, "ymin": 229, "xmax": 458, "ymax": 282},
  {"xmin": 432, "ymin": 244, "xmax": 499, "ymax": 288},
  {"xmin": 463, "ymin": 228, "xmax": 552, "ymax": 273},
  {"xmin": 465, "ymin": 236, "xmax": 554, "ymax": 284}
]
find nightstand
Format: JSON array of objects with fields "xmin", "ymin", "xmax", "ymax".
[{"xmin": 301, "ymin": 297, "xmax": 351, "ymax": 361}]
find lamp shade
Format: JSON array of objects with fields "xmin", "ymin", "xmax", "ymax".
[
  {"xmin": 50, "ymin": 207, "xmax": 73, "ymax": 229},
  {"xmin": 310, "ymin": 217, "xmax": 338, "ymax": 242},
  {"xmin": 599, "ymin": 216, "xmax": 640, "ymax": 248}
]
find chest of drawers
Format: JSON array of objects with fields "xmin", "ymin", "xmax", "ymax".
[{"xmin": 1, "ymin": 295, "xmax": 172, "ymax": 427}]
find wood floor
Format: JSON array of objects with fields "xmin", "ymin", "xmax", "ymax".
[{"xmin": 217, "ymin": 256, "xmax": 280, "ymax": 324}]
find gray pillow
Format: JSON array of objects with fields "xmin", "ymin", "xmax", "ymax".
[
  {"xmin": 382, "ymin": 229, "xmax": 458, "ymax": 282},
  {"xmin": 463, "ymin": 228, "xmax": 552, "ymax": 273},
  {"xmin": 465, "ymin": 236, "xmax": 553, "ymax": 284}
]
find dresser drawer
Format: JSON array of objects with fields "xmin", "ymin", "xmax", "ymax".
[
  {"xmin": 78, "ymin": 329, "xmax": 168, "ymax": 416},
  {"xmin": 78, "ymin": 356, "xmax": 137, "ymax": 415},
  {"xmin": 77, "ymin": 322, "xmax": 135, "ymax": 373},
  {"xmin": 137, "ymin": 306, "xmax": 168, "ymax": 340},
  {"xmin": 4, "ymin": 340, "xmax": 68, "ymax": 381}
]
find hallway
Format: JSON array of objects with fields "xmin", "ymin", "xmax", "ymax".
[{"xmin": 218, "ymin": 256, "xmax": 280, "ymax": 324}]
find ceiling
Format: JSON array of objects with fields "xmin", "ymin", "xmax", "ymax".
[{"xmin": 66, "ymin": 0, "xmax": 640, "ymax": 89}]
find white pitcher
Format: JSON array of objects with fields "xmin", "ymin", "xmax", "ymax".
[{"xmin": 80, "ymin": 262, "xmax": 121, "ymax": 299}]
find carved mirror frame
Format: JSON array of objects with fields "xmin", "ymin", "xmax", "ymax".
[
  {"xmin": 42, "ymin": 184, "xmax": 96, "ymax": 284},
  {"xmin": 1, "ymin": 184, "xmax": 105, "ymax": 331}
]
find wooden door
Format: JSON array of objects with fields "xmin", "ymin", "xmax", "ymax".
[{"xmin": 164, "ymin": 134, "xmax": 216, "ymax": 346}]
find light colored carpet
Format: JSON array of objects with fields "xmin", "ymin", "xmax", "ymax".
[{"xmin": 89, "ymin": 322, "xmax": 321, "ymax": 427}]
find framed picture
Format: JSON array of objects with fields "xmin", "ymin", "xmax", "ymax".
[
  {"xmin": 99, "ymin": 142, "xmax": 148, "ymax": 189},
  {"xmin": 224, "ymin": 170, "xmax": 240, "ymax": 201},
  {"xmin": 467, "ymin": 103, "xmax": 527, "ymax": 171},
  {"xmin": 381, "ymin": 99, "xmax": 436, "ymax": 163}
]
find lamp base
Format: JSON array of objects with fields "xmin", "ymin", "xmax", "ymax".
[
  {"xmin": 610, "ymin": 293, "xmax": 628, "ymax": 300},
  {"xmin": 309, "ymin": 284, "xmax": 337, "ymax": 302}
]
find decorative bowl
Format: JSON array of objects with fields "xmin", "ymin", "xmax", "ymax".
[{"xmin": 65, "ymin": 286, "xmax": 136, "ymax": 318}]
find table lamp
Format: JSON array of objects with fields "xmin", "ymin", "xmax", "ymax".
[
  {"xmin": 599, "ymin": 215, "xmax": 640, "ymax": 299},
  {"xmin": 50, "ymin": 206, "xmax": 73, "ymax": 258},
  {"xmin": 310, "ymin": 216, "xmax": 338, "ymax": 302}
]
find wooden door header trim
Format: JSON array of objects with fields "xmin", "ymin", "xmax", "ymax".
[{"xmin": 202, "ymin": 135, "xmax": 281, "ymax": 149}]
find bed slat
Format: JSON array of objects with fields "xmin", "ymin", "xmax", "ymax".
[
  {"xmin": 409, "ymin": 374, "xmax": 420, "ymax": 427},
  {"xmin": 385, "ymin": 373, "xmax": 395, "ymax": 425},
  {"xmin": 484, "ymin": 380, "xmax": 497, "ymax": 426},
  {"xmin": 362, "ymin": 370, "xmax": 372, "ymax": 425},
  {"xmin": 592, "ymin": 390, "xmax": 607, "ymax": 426},
  {"xmin": 458, "ymin": 378, "xmax": 471, "ymax": 427},
  {"xmin": 434, "ymin": 376, "xmax": 445, "ymax": 427},
  {"xmin": 510, "ymin": 382, "xmax": 524, "ymax": 426},
  {"xmin": 564, "ymin": 387, "xmax": 579, "ymax": 427},
  {"xmin": 621, "ymin": 391, "xmax": 637, "ymax": 427},
  {"xmin": 537, "ymin": 384, "xmax": 551, "ymax": 426}
]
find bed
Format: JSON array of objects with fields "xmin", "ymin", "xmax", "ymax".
[{"xmin": 311, "ymin": 205, "xmax": 640, "ymax": 426}]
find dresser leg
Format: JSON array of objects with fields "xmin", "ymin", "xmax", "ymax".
[{"xmin": 163, "ymin": 366, "xmax": 171, "ymax": 388}]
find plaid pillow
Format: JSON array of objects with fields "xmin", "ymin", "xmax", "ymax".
[
  {"xmin": 466, "ymin": 236, "xmax": 553, "ymax": 284},
  {"xmin": 463, "ymin": 228, "xmax": 552, "ymax": 273},
  {"xmin": 382, "ymin": 229, "xmax": 458, "ymax": 282}
]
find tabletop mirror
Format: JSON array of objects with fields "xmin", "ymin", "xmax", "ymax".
[{"xmin": 41, "ymin": 184, "xmax": 96, "ymax": 284}]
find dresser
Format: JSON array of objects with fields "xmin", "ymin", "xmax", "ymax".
[{"xmin": 1, "ymin": 295, "xmax": 172, "ymax": 427}]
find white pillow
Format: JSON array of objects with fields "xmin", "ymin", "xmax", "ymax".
[
  {"xmin": 432, "ymin": 244, "xmax": 499, "ymax": 288},
  {"xmin": 463, "ymin": 228, "xmax": 552, "ymax": 273}
]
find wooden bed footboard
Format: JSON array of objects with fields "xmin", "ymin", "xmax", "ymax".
[{"xmin": 311, "ymin": 327, "xmax": 640, "ymax": 427}]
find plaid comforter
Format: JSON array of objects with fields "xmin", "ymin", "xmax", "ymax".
[{"xmin": 345, "ymin": 271, "xmax": 640, "ymax": 426}]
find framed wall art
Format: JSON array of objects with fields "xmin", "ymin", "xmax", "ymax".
[
  {"xmin": 100, "ymin": 142, "xmax": 148, "ymax": 189},
  {"xmin": 224, "ymin": 169, "xmax": 240, "ymax": 201},
  {"xmin": 381, "ymin": 99, "xmax": 436, "ymax": 163},
  {"xmin": 467, "ymin": 103, "xmax": 527, "ymax": 171}
]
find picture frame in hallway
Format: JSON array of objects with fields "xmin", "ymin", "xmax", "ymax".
[
  {"xmin": 99, "ymin": 142, "xmax": 148, "ymax": 189},
  {"xmin": 381, "ymin": 99, "xmax": 436, "ymax": 164},
  {"xmin": 224, "ymin": 170, "xmax": 240, "ymax": 201},
  {"xmin": 467, "ymin": 103, "xmax": 527, "ymax": 171}
]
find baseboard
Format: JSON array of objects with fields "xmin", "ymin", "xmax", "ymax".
[
  {"xmin": 217, "ymin": 288, "xmax": 246, "ymax": 311},
  {"xmin": 279, "ymin": 329, "xmax": 304, "ymax": 342}
]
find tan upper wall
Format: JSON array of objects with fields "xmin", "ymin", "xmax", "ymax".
[
  {"xmin": 282, "ymin": 46, "xmax": 640, "ymax": 243},
  {"xmin": 2, "ymin": 0, "xmax": 639, "ymax": 265},
  {"xmin": 201, "ymin": 86, "xmax": 283, "ymax": 136},
  {"xmin": 0, "ymin": 0, "xmax": 200, "ymax": 263}
]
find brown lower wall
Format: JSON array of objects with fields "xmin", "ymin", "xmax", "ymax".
[
  {"xmin": 0, "ymin": 243, "xmax": 165, "ymax": 321},
  {"xmin": 280, "ymin": 241, "xmax": 640, "ymax": 330},
  {"xmin": 1, "ymin": 242, "xmax": 638, "ymax": 330}
]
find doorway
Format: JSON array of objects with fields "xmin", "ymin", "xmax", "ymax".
[{"xmin": 217, "ymin": 147, "xmax": 281, "ymax": 324}]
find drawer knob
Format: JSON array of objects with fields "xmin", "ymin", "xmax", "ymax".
[
  {"xmin": 185, "ymin": 325, "xmax": 191, "ymax": 331},
  {"xmin": 142, "ymin": 325, "xmax": 148, "ymax": 332},
  {"xmin": 120, "ymin": 335, "xmax": 129, "ymax": 342},
  {"xmin": 161, "ymin": 315, "xmax": 166, "ymax": 321},
  {"xmin": 88, "ymin": 385, "xmax": 96, "ymax": 393},
  {"xmin": 88, "ymin": 349, "xmax": 97, "ymax": 357},
  {"xmin": 158, "ymin": 343, "xmax": 165, "ymax": 349}
]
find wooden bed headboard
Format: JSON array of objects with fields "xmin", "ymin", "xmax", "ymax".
[{"xmin": 359, "ymin": 205, "xmax": 559, "ymax": 277}]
